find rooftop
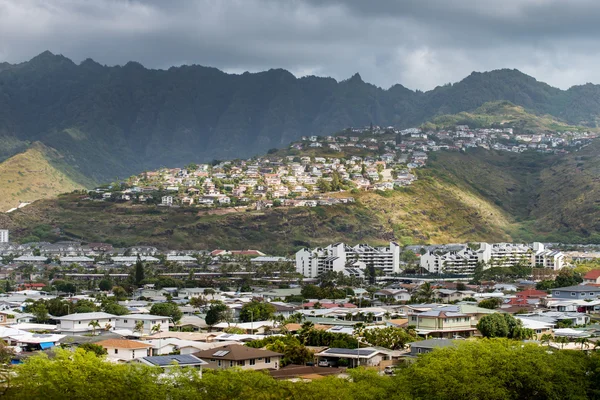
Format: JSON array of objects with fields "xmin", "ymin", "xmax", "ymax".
[{"xmin": 193, "ymin": 344, "xmax": 282, "ymax": 361}]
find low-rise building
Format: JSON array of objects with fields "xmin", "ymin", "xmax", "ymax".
[
  {"xmin": 194, "ymin": 344, "xmax": 283, "ymax": 370},
  {"xmin": 96, "ymin": 339, "xmax": 153, "ymax": 361}
]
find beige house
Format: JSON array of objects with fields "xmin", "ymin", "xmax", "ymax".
[
  {"xmin": 409, "ymin": 310, "xmax": 477, "ymax": 338},
  {"xmin": 95, "ymin": 339, "xmax": 153, "ymax": 361},
  {"xmin": 193, "ymin": 344, "xmax": 282, "ymax": 371}
]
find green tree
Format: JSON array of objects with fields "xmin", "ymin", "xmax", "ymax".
[
  {"xmin": 204, "ymin": 301, "xmax": 230, "ymax": 329},
  {"xmin": 102, "ymin": 301, "xmax": 129, "ymax": 316},
  {"xmin": 112, "ymin": 286, "xmax": 128, "ymax": 300},
  {"xmin": 189, "ymin": 296, "xmax": 208, "ymax": 310},
  {"xmin": 478, "ymin": 297, "xmax": 503, "ymax": 309},
  {"xmin": 476, "ymin": 313, "xmax": 531, "ymax": 339},
  {"xmin": 361, "ymin": 326, "xmax": 419, "ymax": 350},
  {"xmin": 5, "ymin": 348, "xmax": 166, "ymax": 399},
  {"xmin": 79, "ymin": 343, "xmax": 108, "ymax": 357},
  {"xmin": 150, "ymin": 302, "xmax": 182, "ymax": 324},
  {"xmin": 134, "ymin": 259, "xmax": 145, "ymax": 286},
  {"xmin": 31, "ymin": 303, "xmax": 49, "ymax": 323},
  {"xmin": 239, "ymin": 300, "xmax": 277, "ymax": 323},
  {"xmin": 400, "ymin": 339, "xmax": 590, "ymax": 400},
  {"xmin": 98, "ymin": 279, "xmax": 113, "ymax": 292}
]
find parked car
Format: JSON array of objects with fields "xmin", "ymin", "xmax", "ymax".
[
  {"xmin": 384, "ymin": 366, "xmax": 395, "ymax": 375},
  {"xmin": 318, "ymin": 360, "xmax": 330, "ymax": 367}
]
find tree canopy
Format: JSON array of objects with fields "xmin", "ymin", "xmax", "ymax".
[{"xmin": 239, "ymin": 300, "xmax": 276, "ymax": 323}]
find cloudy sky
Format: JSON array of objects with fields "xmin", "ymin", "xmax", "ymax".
[{"xmin": 0, "ymin": 0, "xmax": 599, "ymax": 91}]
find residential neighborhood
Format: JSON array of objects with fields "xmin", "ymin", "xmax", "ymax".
[{"xmin": 82, "ymin": 124, "xmax": 595, "ymax": 211}]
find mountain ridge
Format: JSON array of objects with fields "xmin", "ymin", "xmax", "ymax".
[{"xmin": 2, "ymin": 51, "xmax": 600, "ymax": 182}]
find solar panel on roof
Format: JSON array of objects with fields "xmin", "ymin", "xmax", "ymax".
[
  {"xmin": 324, "ymin": 348, "xmax": 375, "ymax": 357},
  {"xmin": 144, "ymin": 355, "xmax": 202, "ymax": 366},
  {"xmin": 212, "ymin": 350, "xmax": 230, "ymax": 357}
]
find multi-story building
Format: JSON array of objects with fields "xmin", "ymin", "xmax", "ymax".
[
  {"xmin": 0, "ymin": 230, "xmax": 8, "ymax": 243},
  {"xmin": 295, "ymin": 242, "xmax": 400, "ymax": 278},
  {"xmin": 478, "ymin": 242, "xmax": 533, "ymax": 267},
  {"xmin": 420, "ymin": 247, "xmax": 480, "ymax": 274},
  {"xmin": 421, "ymin": 242, "xmax": 565, "ymax": 274}
]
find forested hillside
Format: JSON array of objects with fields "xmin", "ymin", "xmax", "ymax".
[{"xmin": 3, "ymin": 52, "xmax": 600, "ymax": 181}]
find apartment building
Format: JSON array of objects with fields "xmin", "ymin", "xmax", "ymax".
[
  {"xmin": 295, "ymin": 242, "xmax": 400, "ymax": 278},
  {"xmin": 421, "ymin": 242, "xmax": 564, "ymax": 274}
]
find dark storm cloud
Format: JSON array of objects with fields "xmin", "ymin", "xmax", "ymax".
[{"xmin": 1, "ymin": 0, "xmax": 600, "ymax": 90}]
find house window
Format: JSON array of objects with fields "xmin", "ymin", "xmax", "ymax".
[
  {"xmin": 265, "ymin": 357, "xmax": 271, "ymax": 364},
  {"xmin": 250, "ymin": 359, "xmax": 256, "ymax": 366},
  {"xmin": 571, "ymin": 292, "xmax": 576, "ymax": 297},
  {"xmin": 218, "ymin": 360, "xmax": 222, "ymax": 367},
  {"xmin": 238, "ymin": 360, "xmax": 245, "ymax": 366},
  {"xmin": 79, "ymin": 321, "xmax": 81, "ymax": 324},
  {"xmin": 132, "ymin": 351, "xmax": 135, "ymax": 358},
  {"xmin": 124, "ymin": 320, "xmax": 128, "ymax": 323},
  {"xmin": 114, "ymin": 349, "xmax": 118, "ymax": 354},
  {"xmin": 210, "ymin": 359, "xmax": 215, "ymax": 362},
  {"xmin": 229, "ymin": 361, "xmax": 234, "ymax": 367}
]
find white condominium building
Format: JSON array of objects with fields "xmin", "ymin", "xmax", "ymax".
[
  {"xmin": 420, "ymin": 242, "xmax": 565, "ymax": 274},
  {"xmin": 419, "ymin": 247, "xmax": 480, "ymax": 274},
  {"xmin": 295, "ymin": 242, "xmax": 400, "ymax": 278},
  {"xmin": 0, "ymin": 230, "xmax": 8, "ymax": 243}
]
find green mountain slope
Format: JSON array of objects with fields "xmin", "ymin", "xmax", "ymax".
[
  {"xmin": 422, "ymin": 101, "xmax": 595, "ymax": 132},
  {"xmin": 3, "ymin": 52, "xmax": 600, "ymax": 181},
  {"xmin": 0, "ymin": 142, "xmax": 94, "ymax": 212},
  {"xmin": 427, "ymin": 143, "xmax": 600, "ymax": 243}
]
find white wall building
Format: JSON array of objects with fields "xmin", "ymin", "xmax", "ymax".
[
  {"xmin": 295, "ymin": 242, "xmax": 400, "ymax": 278},
  {"xmin": 114, "ymin": 314, "xmax": 169, "ymax": 335},
  {"xmin": 55, "ymin": 312, "xmax": 117, "ymax": 335},
  {"xmin": 0, "ymin": 230, "xmax": 8, "ymax": 243},
  {"xmin": 421, "ymin": 242, "xmax": 565, "ymax": 274}
]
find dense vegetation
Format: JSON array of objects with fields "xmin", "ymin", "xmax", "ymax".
[
  {"xmin": 4, "ymin": 339, "xmax": 600, "ymax": 399},
  {"xmin": 0, "ymin": 142, "xmax": 91, "ymax": 211},
  {"xmin": 3, "ymin": 52, "xmax": 600, "ymax": 181}
]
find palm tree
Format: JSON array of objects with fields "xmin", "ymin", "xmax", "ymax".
[
  {"xmin": 556, "ymin": 336, "xmax": 569, "ymax": 349},
  {"xmin": 353, "ymin": 322, "xmax": 366, "ymax": 338},
  {"xmin": 88, "ymin": 320, "xmax": 100, "ymax": 336},
  {"xmin": 576, "ymin": 337, "xmax": 590, "ymax": 350},
  {"xmin": 134, "ymin": 320, "xmax": 145, "ymax": 336},
  {"xmin": 104, "ymin": 323, "xmax": 112, "ymax": 331},
  {"xmin": 540, "ymin": 333, "xmax": 552, "ymax": 347},
  {"xmin": 151, "ymin": 324, "xmax": 161, "ymax": 335},
  {"xmin": 366, "ymin": 312, "xmax": 375, "ymax": 323},
  {"xmin": 417, "ymin": 282, "xmax": 434, "ymax": 302},
  {"xmin": 151, "ymin": 324, "xmax": 162, "ymax": 356}
]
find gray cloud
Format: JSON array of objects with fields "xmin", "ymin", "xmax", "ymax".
[{"xmin": 1, "ymin": 0, "xmax": 600, "ymax": 90}]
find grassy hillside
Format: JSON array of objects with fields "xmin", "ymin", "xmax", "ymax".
[
  {"xmin": 427, "ymin": 144, "xmax": 600, "ymax": 243},
  {"xmin": 0, "ymin": 142, "xmax": 94, "ymax": 212},
  {"xmin": 4, "ymin": 143, "xmax": 600, "ymax": 250},
  {"xmin": 1, "ymin": 171, "xmax": 515, "ymax": 253},
  {"xmin": 421, "ymin": 101, "xmax": 595, "ymax": 133}
]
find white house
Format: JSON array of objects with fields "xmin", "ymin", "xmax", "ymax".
[
  {"xmin": 114, "ymin": 314, "xmax": 169, "ymax": 335},
  {"xmin": 55, "ymin": 312, "xmax": 117, "ymax": 335}
]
